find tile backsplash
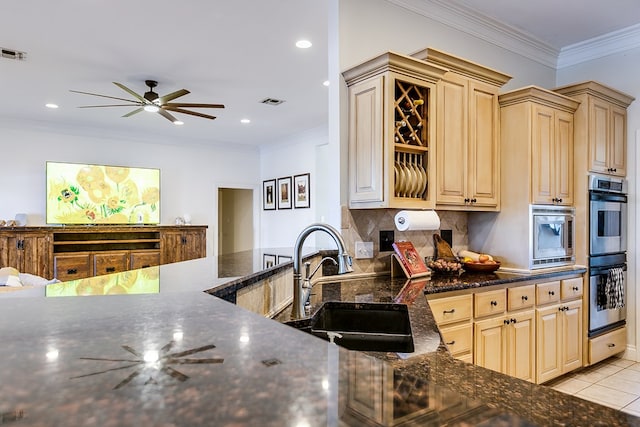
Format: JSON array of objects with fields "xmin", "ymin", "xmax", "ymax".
[{"xmin": 341, "ymin": 206, "xmax": 469, "ymax": 274}]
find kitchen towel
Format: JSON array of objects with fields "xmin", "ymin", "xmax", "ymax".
[
  {"xmin": 394, "ymin": 210, "xmax": 440, "ymax": 232},
  {"xmin": 605, "ymin": 267, "xmax": 625, "ymax": 309}
]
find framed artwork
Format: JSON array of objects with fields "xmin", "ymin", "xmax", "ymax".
[
  {"xmin": 277, "ymin": 255, "xmax": 292, "ymax": 265},
  {"xmin": 263, "ymin": 254, "xmax": 276, "ymax": 269},
  {"xmin": 263, "ymin": 179, "xmax": 276, "ymax": 210},
  {"xmin": 277, "ymin": 176, "xmax": 292, "ymax": 209},
  {"xmin": 293, "ymin": 173, "xmax": 310, "ymax": 209}
]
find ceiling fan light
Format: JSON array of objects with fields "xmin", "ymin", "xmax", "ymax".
[
  {"xmin": 173, "ymin": 120, "xmax": 184, "ymax": 126},
  {"xmin": 144, "ymin": 105, "xmax": 159, "ymax": 113}
]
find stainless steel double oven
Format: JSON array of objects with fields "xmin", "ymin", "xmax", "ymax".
[{"xmin": 588, "ymin": 174, "xmax": 628, "ymax": 336}]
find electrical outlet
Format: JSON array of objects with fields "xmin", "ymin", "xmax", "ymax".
[
  {"xmin": 355, "ymin": 241, "xmax": 374, "ymax": 259},
  {"xmin": 379, "ymin": 230, "xmax": 395, "ymax": 252}
]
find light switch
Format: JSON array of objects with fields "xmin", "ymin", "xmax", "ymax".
[{"xmin": 355, "ymin": 241, "xmax": 374, "ymax": 259}]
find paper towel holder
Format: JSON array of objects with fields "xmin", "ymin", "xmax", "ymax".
[{"xmin": 394, "ymin": 209, "xmax": 440, "ymax": 231}]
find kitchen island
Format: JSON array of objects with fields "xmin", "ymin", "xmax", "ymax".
[{"xmin": 0, "ymin": 251, "xmax": 638, "ymax": 426}]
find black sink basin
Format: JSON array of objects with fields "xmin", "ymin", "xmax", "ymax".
[{"xmin": 285, "ymin": 301, "xmax": 414, "ymax": 353}]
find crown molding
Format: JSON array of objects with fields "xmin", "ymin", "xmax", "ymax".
[
  {"xmin": 385, "ymin": 0, "xmax": 559, "ymax": 68},
  {"xmin": 557, "ymin": 23, "xmax": 640, "ymax": 69}
]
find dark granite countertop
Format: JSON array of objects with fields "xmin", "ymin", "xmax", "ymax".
[{"xmin": 1, "ymin": 254, "xmax": 637, "ymax": 426}]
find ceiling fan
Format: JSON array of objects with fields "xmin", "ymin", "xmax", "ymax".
[{"xmin": 70, "ymin": 80, "xmax": 225, "ymax": 123}]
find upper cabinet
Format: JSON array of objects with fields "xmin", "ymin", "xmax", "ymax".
[
  {"xmin": 413, "ymin": 48, "xmax": 512, "ymax": 211},
  {"xmin": 499, "ymin": 86, "xmax": 580, "ymax": 206},
  {"xmin": 555, "ymin": 81, "xmax": 635, "ymax": 177},
  {"xmin": 343, "ymin": 51, "xmax": 448, "ymax": 209}
]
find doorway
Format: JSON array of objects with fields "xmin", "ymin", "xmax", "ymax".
[{"xmin": 217, "ymin": 188, "xmax": 254, "ymax": 255}]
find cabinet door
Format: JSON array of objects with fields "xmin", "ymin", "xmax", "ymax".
[
  {"xmin": 532, "ymin": 105, "xmax": 554, "ymax": 204},
  {"xmin": 536, "ymin": 305, "xmax": 562, "ymax": 383},
  {"xmin": 0, "ymin": 234, "xmax": 20, "ymax": 270},
  {"xmin": 182, "ymin": 229, "xmax": 206, "ymax": 261},
  {"xmin": 20, "ymin": 233, "xmax": 52, "ymax": 278},
  {"xmin": 161, "ymin": 231, "xmax": 184, "ymax": 264},
  {"xmin": 505, "ymin": 310, "xmax": 535, "ymax": 382},
  {"xmin": 609, "ymin": 105, "xmax": 627, "ymax": 176},
  {"xmin": 348, "ymin": 76, "xmax": 384, "ymax": 206},
  {"xmin": 436, "ymin": 73, "xmax": 468, "ymax": 206},
  {"xmin": 561, "ymin": 300, "xmax": 583, "ymax": 373},
  {"xmin": 588, "ymin": 97, "xmax": 610, "ymax": 174},
  {"xmin": 468, "ymin": 80, "xmax": 499, "ymax": 207},
  {"xmin": 474, "ymin": 316, "xmax": 504, "ymax": 373},
  {"xmin": 554, "ymin": 110, "xmax": 574, "ymax": 205}
]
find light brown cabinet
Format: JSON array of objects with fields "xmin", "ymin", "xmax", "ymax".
[
  {"xmin": 499, "ymin": 86, "xmax": 580, "ymax": 206},
  {"xmin": 535, "ymin": 278, "xmax": 583, "ymax": 383},
  {"xmin": 161, "ymin": 227, "xmax": 206, "ymax": 264},
  {"xmin": 0, "ymin": 231, "xmax": 52, "ymax": 278},
  {"xmin": 343, "ymin": 51, "xmax": 447, "ymax": 209},
  {"xmin": 555, "ymin": 81, "xmax": 634, "ymax": 177},
  {"xmin": 413, "ymin": 48, "xmax": 511, "ymax": 210}
]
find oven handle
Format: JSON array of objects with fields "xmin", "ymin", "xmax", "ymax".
[
  {"xmin": 590, "ymin": 192, "xmax": 627, "ymax": 203},
  {"xmin": 590, "ymin": 264, "xmax": 627, "ymax": 276}
]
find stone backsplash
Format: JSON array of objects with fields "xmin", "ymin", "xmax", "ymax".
[{"xmin": 341, "ymin": 207, "xmax": 469, "ymax": 274}]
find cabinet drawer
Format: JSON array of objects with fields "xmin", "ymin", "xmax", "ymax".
[
  {"xmin": 440, "ymin": 323, "xmax": 473, "ymax": 356},
  {"xmin": 508, "ymin": 285, "xmax": 535, "ymax": 311},
  {"xmin": 474, "ymin": 289, "xmax": 506, "ymax": 318},
  {"xmin": 130, "ymin": 250, "xmax": 161, "ymax": 270},
  {"xmin": 94, "ymin": 251, "xmax": 129, "ymax": 276},
  {"xmin": 54, "ymin": 254, "xmax": 91, "ymax": 281},
  {"xmin": 428, "ymin": 294, "xmax": 473, "ymax": 326},
  {"xmin": 536, "ymin": 281, "xmax": 561, "ymax": 305},
  {"xmin": 589, "ymin": 327, "xmax": 626, "ymax": 365},
  {"xmin": 561, "ymin": 277, "xmax": 583, "ymax": 301}
]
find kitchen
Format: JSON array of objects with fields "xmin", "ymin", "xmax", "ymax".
[{"xmin": 1, "ymin": 0, "xmax": 640, "ymax": 424}]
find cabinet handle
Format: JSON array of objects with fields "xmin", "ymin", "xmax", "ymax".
[
  {"xmin": 510, "ymin": 318, "xmax": 516, "ymax": 324},
  {"xmin": 443, "ymin": 309, "xmax": 455, "ymax": 314},
  {"xmin": 548, "ymin": 291, "xmax": 555, "ymax": 296},
  {"xmin": 470, "ymin": 198, "xmax": 477, "ymax": 203},
  {"xmin": 608, "ymin": 343, "xmax": 616, "ymax": 348},
  {"xmin": 445, "ymin": 340, "xmax": 456, "ymax": 346},
  {"xmin": 504, "ymin": 319, "xmax": 510, "ymax": 325},
  {"xmin": 464, "ymin": 198, "xmax": 470, "ymax": 203},
  {"xmin": 490, "ymin": 300, "xmax": 498, "ymax": 306},
  {"xmin": 572, "ymin": 286, "xmax": 579, "ymax": 291},
  {"xmin": 142, "ymin": 264, "xmax": 151, "ymax": 268},
  {"xmin": 557, "ymin": 198, "xmax": 562, "ymax": 203},
  {"xmin": 106, "ymin": 267, "xmax": 116, "ymax": 273},
  {"xmin": 67, "ymin": 269, "xmax": 78, "ymax": 275},
  {"xmin": 521, "ymin": 295, "xmax": 528, "ymax": 301}
]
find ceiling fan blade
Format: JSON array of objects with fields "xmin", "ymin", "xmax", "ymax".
[
  {"xmin": 159, "ymin": 89, "xmax": 190, "ymax": 104},
  {"xmin": 158, "ymin": 109, "xmax": 179, "ymax": 123},
  {"xmin": 78, "ymin": 104, "xmax": 142, "ymax": 108},
  {"xmin": 70, "ymin": 90, "xmax": 139, "ymax": 104},
  {"xmin": 164, "ymin": 106, "xmax": 217, "ymax": 120},
  {"xmin": 123, "ymin": 107, "xmax": 144, "ymax": 117},
  {"xmin": 164, "ymin": 102, "xmax": 225, "ymax": 109},
  {"xmin": 113, "ymin": 82, "xmax": 147, "ymax": 103}
]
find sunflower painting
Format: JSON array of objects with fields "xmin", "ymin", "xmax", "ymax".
[{"xmin": 46, "ymin": 162, "xmax": 160, "ymax": 224}]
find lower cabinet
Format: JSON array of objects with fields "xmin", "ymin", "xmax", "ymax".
[
  {"xmin": 474, "ymin": 310, "xmax": 535, "ymax": 382},
  {"xmin": 589, "ymin": 327, "xmax": 626, "ymax": 365}
]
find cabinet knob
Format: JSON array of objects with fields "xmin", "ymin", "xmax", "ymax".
[
  {"xmin": 608, "ymin": 343, "xmax": 616, "ymax": 348},
  {"xmin": 572, "ymin": 286, "xmax": 579, "ymax": 291},
  {"xmin": 470, "ymin": 198, "xmax": 477, "ymax": 203},
  {"xmin": 548, "ymin": 291, "xmax": 555, "ymax": 296},
  {"xmin": 443, "ymin": 309, "xmax": 455, "ymax": 314},
  {"xmin": 464, "ymin": 198, "xmax": 470, "ymax": 203},
  {"xmin": 504, "ymin": 319, "xmax": 510, "ymax": 325},
  {"xmin": 445, "ymin": 340, "xmax": 456, "ymax": 346},
  {"xmin": 510, "ymin": 318, "xmax": 516, "ymax": 324},
  {"xmin": 521, "ymin": 295, "xmax": 528, "ymax": 301},
  {"xmin": 490, "ymin": 300, "xmax": 498, "ymax": 306}
]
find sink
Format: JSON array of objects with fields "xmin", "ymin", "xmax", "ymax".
[{"xmin": 285, "ymin": 301, "xmax": 414, "ymax": 353}]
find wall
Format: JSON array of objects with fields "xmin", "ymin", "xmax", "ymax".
[
  {"xmin": 556, "ymin": 47, "xmax": 640, "ymax": 360},
  {"xmin": 0, "ymin": 119, "xmax": 260, "ymax": 257}
]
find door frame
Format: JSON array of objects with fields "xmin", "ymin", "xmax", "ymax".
[{"xmin": 213, "ymin": 183, "xmax": 260, "ymax": 257}]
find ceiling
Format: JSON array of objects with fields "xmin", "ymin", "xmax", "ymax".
[{"xmin": 1, "ymin": 1, "xmax": 639, "ymax": 148}]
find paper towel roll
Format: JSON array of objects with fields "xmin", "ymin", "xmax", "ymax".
[{"xmin": 394, "ymin": 210, "xmax": 440, "ymax": 231}]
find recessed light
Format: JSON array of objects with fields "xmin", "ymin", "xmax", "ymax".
[
  {"xmin": 323, "ymin": 80, "xmax": 330, "ymax": 87},
  {"xmin": 173, "ymin": 120, "xmax": 184, "ymax": 126},
  {"xmin": 45, "ymin": 103, "xmax": 59, "ymax": 109},
  {"xmin": 295, "ymin": 39, "xmax": 312, "ymax": 49},
  {"xmin": 240, "ymin": 118, "xmax": 251, "ymax": 124}
]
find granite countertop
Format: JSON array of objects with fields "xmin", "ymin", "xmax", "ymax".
[{"xmin": 1, "ymin": 254, "xmax": 638, "ymax": 426}]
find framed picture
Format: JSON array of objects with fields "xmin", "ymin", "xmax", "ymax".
[
  {"xmin": 277, "ymin": 176, "xmax": 292, "ymax": 209},
  {"xmin": 277, "ymin": 255, "xmax": 292, "ymax": 265},
  {"xmin": 263, "ymin": 254, "xmax": 276, "ymax": 269},
  {"xmin": 263, "ymin": 179, "xmax": 276, "ymax": 210},
  {"xmin": 293, "ymin": 173, "xmax": 310, "ymax": 209}
]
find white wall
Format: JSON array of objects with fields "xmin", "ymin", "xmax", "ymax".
[
  {"xmin": 259, "ymin": 125, "xmax": 330, "ymax": 248},
  {"xmin": 557, "ymin": 47, "xmax": 640, "ymax": 361},
  {"xmin": 0, "ymin": 119, "xmax": 260, "ymax": 257}
]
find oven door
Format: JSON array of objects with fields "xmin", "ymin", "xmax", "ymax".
[
  {"xmin": 589, "ymin": 261, "xmax": 627, "ymax": 335},
  {"xmin": 590, "ymin": 192, "xmax": 627, "ymax": 256}
]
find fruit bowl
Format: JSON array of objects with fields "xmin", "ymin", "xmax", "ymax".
[
  {"xmin": 463, "ymin": 260, "xmax": 501, "ymax": 273},
  {"xmin": 427, "ymin": 258, "xmax": 463, "ymax": 276}
]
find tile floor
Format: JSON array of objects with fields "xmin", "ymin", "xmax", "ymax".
[{"xmin": 548, "ymin": 356, "xmax": 640, "ymax": 416}]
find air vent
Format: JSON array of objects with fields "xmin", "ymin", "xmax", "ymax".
[
  {"xmin": 260, "ymin": 97, "xmax": 285, "ymax": 106},
  {"xmin": 1, "ymin": 48, "xmax": 27, "ymax": 61}
]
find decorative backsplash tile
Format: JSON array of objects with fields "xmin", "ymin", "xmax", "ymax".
[{"xmin": 341, "ymin": 206, "xmax": 469, "ymax": 274}]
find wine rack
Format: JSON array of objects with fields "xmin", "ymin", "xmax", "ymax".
[{"xmin": 394, "ymin": 82, "xmax": 428, "ymax": 146}]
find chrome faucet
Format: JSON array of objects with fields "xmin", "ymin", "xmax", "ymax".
[{"xmin": 292, "ymin": 223, "xmax": 353, "ymax": 319}]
